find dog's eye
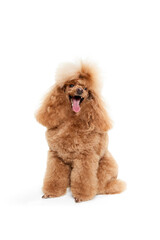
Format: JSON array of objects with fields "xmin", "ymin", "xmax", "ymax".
[
  {"xmin": 84, "ymin": 88, "xmax": 87, "ymax": 90},
  {"xmin": 69, "ymin": 84, "xmax": 74, "ymax": 88}
]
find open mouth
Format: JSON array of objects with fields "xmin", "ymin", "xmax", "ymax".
[{"xmin": 69, "ymin": 95, "xmax": 84, "ymax": 113}]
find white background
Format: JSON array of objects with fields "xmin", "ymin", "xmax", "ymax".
[{"xmin": 0, "ymin": 0, "xmax": 160, "ymax": 239}]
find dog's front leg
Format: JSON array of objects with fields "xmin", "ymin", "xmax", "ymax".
[
  {"xmin": 71, "ymin": 154, "xmax": 99, "ymax": 202},
  {"xmin": 42, "ymin": 150, "xmax": 71, "ymax": 198}
]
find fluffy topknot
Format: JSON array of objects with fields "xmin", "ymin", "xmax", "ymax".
[{"xmin": 55, "ymin": 60, "xmax": 102, "ymax": 92}]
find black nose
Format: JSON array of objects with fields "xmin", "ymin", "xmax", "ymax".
[{"xmin": 77, "ymin": 88, "xmax": 83, "ymax": 95}]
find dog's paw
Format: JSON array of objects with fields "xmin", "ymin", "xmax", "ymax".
[
  {"xmin": 74, "ymin": 195, "xmax": 95, "ymax": 203},
  {"xmin": 42, "ymin": 194, "xmax": 55, "ymax": 199},
  {"xmin": 75, "ymin": 197, "xmax": 82, "ymax": 203}
]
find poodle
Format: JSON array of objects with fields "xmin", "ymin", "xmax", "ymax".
[{"xmin": 36, "ymin": 61, "xmax": 126, "ymax": 202}]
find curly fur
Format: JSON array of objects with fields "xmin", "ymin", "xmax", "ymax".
[{"xmin": 36, "ymin": 60, "xmax": 126, "ymax": 202}]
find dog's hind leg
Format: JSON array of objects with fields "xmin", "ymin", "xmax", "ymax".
[{"xmin": 97, "ymin": 151, "xmax": 126, "ymax": 195}]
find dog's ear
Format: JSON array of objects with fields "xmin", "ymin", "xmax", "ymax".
[
  {"xmin": 88, "ymin": 91, "xmax": 112, "ymax": 132},
  {"xmin": 35, "ymin": 85, "xmax": 66, "ymax": 128}
]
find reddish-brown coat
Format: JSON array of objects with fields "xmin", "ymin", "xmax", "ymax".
[{"xmin": 36, "ymin": 61, "xmax": 126, "ymax": 202}]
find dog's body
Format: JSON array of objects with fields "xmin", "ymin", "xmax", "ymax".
[{"xmin": 36, "ymin": 61, "xmax": 126, "ymax": 202}]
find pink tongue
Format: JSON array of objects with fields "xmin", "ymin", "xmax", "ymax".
[{"xmin": 72, "ymin": 98, "xmax": 80, "ymax": 113}]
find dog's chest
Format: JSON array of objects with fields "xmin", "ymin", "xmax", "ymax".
[{"xmin": 46, "ymin": 123, "xmax": 105, "ymax": 158}]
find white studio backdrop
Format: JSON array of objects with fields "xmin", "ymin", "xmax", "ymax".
[{"xmin": 0, "ymin": 0, "xmax": 160, "ymax": 239}]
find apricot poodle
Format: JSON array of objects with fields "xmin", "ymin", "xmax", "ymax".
[{"xmin": 36, "ymin": 61, "xmax": 126, "ymax": 202}]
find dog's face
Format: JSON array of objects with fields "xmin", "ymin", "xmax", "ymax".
[
  {"xmin": 36, "ymin": 61, "xmax": 112, "ymax": 131},
  {"xmin": 64, "ymin": 79, "xmax": 90, "ymax": 113}
]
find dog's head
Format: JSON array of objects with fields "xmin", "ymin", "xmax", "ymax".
[
  {"xmin": 63, "ymin": 78, "xmax": 92, "ymax": 113},
  {"xmin": 36, "ymin": 61, "xmax": 112, "ymax": 131}
]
